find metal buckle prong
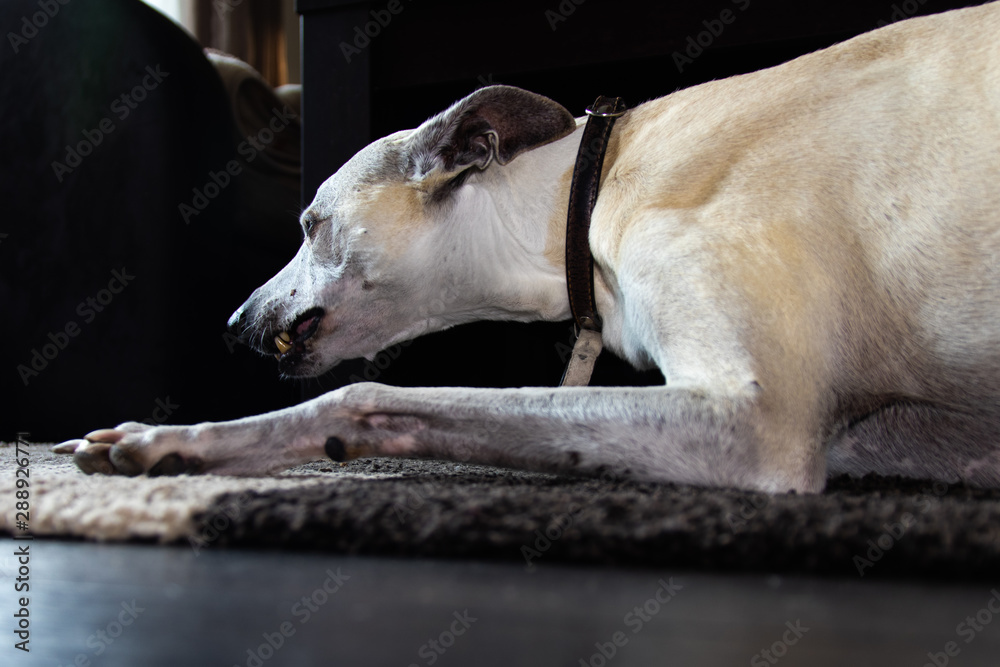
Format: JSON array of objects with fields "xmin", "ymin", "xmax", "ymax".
[{"xmin": 585, "ymin": 104, "xmax": 626, "ymax": 119}]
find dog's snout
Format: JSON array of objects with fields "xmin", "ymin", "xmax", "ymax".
[{"xmin": 227, "ymin": 301, "xmax": 253, "ymax": 344}]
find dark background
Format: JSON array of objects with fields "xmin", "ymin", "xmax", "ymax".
[{"xmin": 1, "ymin": 0, "xmax": 988, "ymax": 440}]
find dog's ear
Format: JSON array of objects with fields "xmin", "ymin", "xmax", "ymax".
[{"xmin": 406, "ymin": 86, "xmax": 577, "ymax": 178}]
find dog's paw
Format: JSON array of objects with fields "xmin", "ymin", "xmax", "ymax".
[{"xmin": 53, "ymin": 422, "xmax": 204, "ymax": 477}]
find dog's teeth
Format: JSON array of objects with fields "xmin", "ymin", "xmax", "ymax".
[{"xmin": 275, "ymin": 333, "xmax": 293, "ymax": 353}]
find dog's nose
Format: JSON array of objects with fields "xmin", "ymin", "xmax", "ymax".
[{"xmin": 227, "ymin": 302, "xmax": 252, "ymax": 344}]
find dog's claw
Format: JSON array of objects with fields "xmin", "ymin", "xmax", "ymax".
[
  {"xmin": 73, "ymin": 441, "xmax": 116, "ymax": 476},
  {"xmin": 52, "ymin": 440, "xmax": 84, "ymax": 454},
  {"xmin": 84, "ymin": 428, "xmax": 127, "ymax": 444}
]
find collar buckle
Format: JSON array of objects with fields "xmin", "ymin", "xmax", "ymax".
[{"xmin": 560, "ymin": 95, "xmax": 627, "ymax": 387}]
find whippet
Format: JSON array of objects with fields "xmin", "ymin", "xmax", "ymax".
[{"xmin": 56, "ymin": 2, "xmax": 1000, "ymax": 493}]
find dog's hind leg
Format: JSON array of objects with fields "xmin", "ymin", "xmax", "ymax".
[
  {"xmin": 55, "ymin": 381, "xmax": 826, "ymax": 493},
  {"xmin": 827, "ymin": 402, "xmax": 1000, "ymax": 487}
]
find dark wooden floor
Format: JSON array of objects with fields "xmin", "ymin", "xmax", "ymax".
[{"xmin": 6, "ymin": 539, "xmax": 1000, "ymax": 666}]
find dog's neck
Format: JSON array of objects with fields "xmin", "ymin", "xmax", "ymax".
[{"xmin": 429, "ymin": 123, "xmax": 589, "ymax": 324}]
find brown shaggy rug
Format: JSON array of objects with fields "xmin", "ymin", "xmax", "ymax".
[{"xmin": 3, "ymin": 442, "xmax": 999, "ymax": 579}]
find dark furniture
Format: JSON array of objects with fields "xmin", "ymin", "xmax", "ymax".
[{"xmin": 1, "ymin": 0, "xmax": 302, "ymax": 439}]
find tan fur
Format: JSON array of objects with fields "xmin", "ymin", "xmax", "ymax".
[
  {"xmin": 543, "ymin": 167, "xmax": 575, "ymax": 268},
  {"xmin": 353, "ymin": 181, "xmax": 427, "ymax": 258}
]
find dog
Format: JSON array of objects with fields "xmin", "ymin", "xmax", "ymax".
[{"xmin": 56, "ymin": 1, "xmax": 1000, "ymax": 493}]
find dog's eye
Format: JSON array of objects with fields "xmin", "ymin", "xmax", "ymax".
[{"xmin": 302, "ymin": 216, "xmax": 317, "ymax": 236}]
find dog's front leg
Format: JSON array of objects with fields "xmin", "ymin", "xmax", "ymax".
[
  {"xmin": 55, "ymin": 382, "xmax": 821, "ymax": 492},
  {"xmin": 333, "ymin": 383, "xmax": 821, "ymax": 492}
]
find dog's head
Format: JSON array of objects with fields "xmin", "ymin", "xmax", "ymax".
[{"xmin": 227, "ymin": 86, "xmax": 577, "ymax": 377}]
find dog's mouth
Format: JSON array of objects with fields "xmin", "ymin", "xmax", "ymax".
[{"xmin": 273, "ymin": 307, "xmax": 325, "ymax": 366}]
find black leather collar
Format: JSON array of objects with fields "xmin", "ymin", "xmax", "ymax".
[{"xmin": 560, "ymin": 95, "xmax": 627, "ymax": 387}]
